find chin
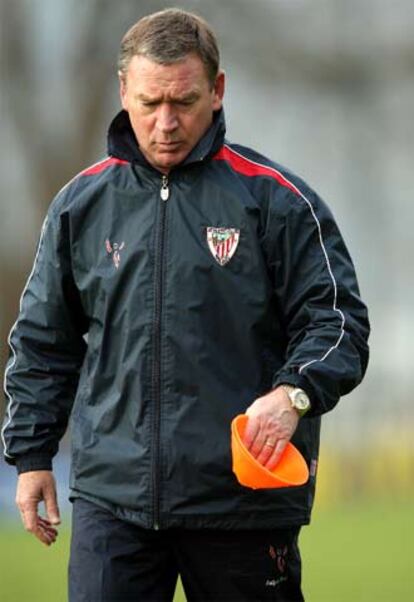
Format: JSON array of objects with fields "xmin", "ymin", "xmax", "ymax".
[{"xmin": 155, "ymin": 152, "xmax": 187, "ymax": 171}]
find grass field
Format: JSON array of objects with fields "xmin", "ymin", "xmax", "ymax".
[{"xmin": 0, "ymin": 497, "xmax": 412, "ymax": 601}]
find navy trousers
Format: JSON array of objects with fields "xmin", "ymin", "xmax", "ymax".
[{"xmin": 69, "ymin": 498, "xmax": 304, "ymax": 601}]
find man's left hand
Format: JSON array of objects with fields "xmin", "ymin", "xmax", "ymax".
[{"xmin": 242, "ymin": 387, "xmax": 299, "ymax": 471}]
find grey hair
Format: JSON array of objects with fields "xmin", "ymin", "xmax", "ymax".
[{"xmin": 118, "ymin": 8, "xmax": 220, "ymax": 88}]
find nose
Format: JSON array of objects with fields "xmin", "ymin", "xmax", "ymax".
[{"xmin": 156, "ymin": 103, "xmax": 179, "ymax": 134}]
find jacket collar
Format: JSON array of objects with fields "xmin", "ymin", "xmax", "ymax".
[{"xmin": 107, "ymin": 108, "xmax": 226, "ymax": 171}]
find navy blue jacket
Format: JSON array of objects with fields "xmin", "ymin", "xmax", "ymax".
[{"xmin": 2, "ymin": 109, "xmax": 369, "ymax": 529}]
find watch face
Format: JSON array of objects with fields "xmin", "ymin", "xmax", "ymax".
[{"xmin": 293, "ymin": 390, "xmax": 310, "ymax": 411}]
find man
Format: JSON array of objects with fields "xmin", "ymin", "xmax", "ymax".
[{"xmin": 2, "ymin": 8, "xmax": 369, "ymax": 601}]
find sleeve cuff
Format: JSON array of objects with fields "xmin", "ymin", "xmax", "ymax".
[
  {"xmin": 272, "ymin": 372, "xmax": 325, "ymax": 416},
  {"xmin": 15, "ymin": 454, "xmax": 53, "ymax": 474}
]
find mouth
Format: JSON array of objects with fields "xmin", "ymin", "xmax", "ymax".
[{"xmin": 156, "ymin": 141, "xmax": 183, "ymax": 151}]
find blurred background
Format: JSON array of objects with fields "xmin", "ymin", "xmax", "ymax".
[{"xmin": 0, "ymin": 0, "xmax": 413, "ymax": 600}]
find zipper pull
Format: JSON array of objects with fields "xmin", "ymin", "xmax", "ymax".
[{"xmin": 160, "ymin": 176, "xmax": 169, "ymax": 201}]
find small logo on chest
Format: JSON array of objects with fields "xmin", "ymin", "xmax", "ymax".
[
  {"xmin": 105, "ymin": 239, "xmax": 125, "ymax": 269},
  {"xmin": 206, "ymin": 227, "xmax": 240, "ymax": 266}
]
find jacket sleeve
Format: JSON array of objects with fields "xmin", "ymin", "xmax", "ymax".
[
  {"xmin": 265, "ymin": 182, "xmax": 370, "ymax": 415},
  {"xmin": 2, "ymin": 205, "xmax": 88, "ymax": 472}
]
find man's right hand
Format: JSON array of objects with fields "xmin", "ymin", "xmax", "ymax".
[{"xmin": 16, "ymin": 470, "xmax": 61, "ymax": 546}]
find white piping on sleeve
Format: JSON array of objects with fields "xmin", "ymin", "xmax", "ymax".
[
  {"xmin": 223, "ymin": 145, "xmax": 346, "ymax": 374},
  {"xmin": 2, "ymin": 215, "xmax": 50, "ymax": 458}
]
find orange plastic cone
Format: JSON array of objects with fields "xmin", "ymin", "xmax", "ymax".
[{"xmin": 231, "ymin": 414, "xmax": 309, "ymax": 489}]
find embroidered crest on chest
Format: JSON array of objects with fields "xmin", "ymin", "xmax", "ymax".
[{"xmin": 206, "ymin": 227, "xmax": 240, "ymax": 266}]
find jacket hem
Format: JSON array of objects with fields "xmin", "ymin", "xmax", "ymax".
[
  {"xmin": 157, "ymin": 512, "xmax": 311, "ymax": 530},
  {"xmin": 69, "ymin": 490, "xmax": 311, "ymax": 530}
]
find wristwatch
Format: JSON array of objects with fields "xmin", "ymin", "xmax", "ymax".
[{"xmin": 281, "ymin": 385, "xmax": 311, "ymax": 417}]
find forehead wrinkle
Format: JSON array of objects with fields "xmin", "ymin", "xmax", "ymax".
[
  {"xmin": 134, "ymin": 78, "xmax": 203, "ymax": 102},
  {"xmin": 126, "ymin": 54, "xmax": 209, "ymax": 99},
  {"xmin": 136, "ymin": 89, "xmax": 201, "ymax": 103}
]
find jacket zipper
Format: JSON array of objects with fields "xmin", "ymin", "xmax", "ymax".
[{"xmin": 152, "ymin": 174, "xmax": 169, "ymax": 530}]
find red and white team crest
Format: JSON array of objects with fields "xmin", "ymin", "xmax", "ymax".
[{"xmin": 207, "ymin": 227, "xmax": 240, "ymax": 266}]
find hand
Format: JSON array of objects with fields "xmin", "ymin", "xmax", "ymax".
[
  {"xmin": 243, "ymin": 387, "xmax": 300, "ymax": 471},
  {"xmin": 16, "ymin": 470, "xmax": 61, "ymax": 546}
]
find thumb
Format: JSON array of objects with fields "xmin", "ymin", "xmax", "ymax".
[{"xmin": 44, "ymin": 480, "xmax": 61, "ymax": 525}]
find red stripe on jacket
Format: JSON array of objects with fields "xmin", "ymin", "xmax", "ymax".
[
  {"xmin": 213, "ymin": 146, "xmax": 299, "ymax": 196},
  {"xmin": 80, "ymin": 157, "xmax": 129, "ymax": 177}
]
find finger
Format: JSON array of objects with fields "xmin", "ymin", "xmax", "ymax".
[
  {"xmin": 247, "ymin": 429, "xmax": 269, "ymax": 459},
  {"xmin": 38, "ymin": 516, "xmax": 53, "ymax": 526},
  {"xmin": 37, "ymin": 520, "xmax": 59, "ymax": 538},
  {"xmin": 22, "ymin": 516, "xmax": 53, "ymax": 546},
  {"xmin": 35, "ymin": 525, "xmax": 55, "ymax": 546},
  {"xmin": 241, "ymin": 415, "xmax": 260, "ymax": 450},
  {"xmin": 38, "ymin": 525, "xmax": 58, "ymax": 544},
  {"xmin": 255, "ymin": 440, "xmax": 276, "ymax": 467},
  {"xmin": 40, "ymin": 528, "xmax": 57, "ymax": 540},
  {"xmin": 19, "ymin": 508, "xmax": 50, "ymax": 544},
  {"xmin": 44, "ymin": 483, "xmax": 61, "ymax": 525},
  {"xmin": 38, "ymin": 516, "xmax": 59, "ymax": 532},
  {"xmin": 19, "ymin": 509, "xmax": 58, "ymax": 545},
  {"xmin": 19, "ymin": 505, "xmax": 39, "ymax": 534},
  {"xmin": 38, "ymin": 517, "xmax": 58, "ymax": 541},
  {"xmin": 39, "ymin": 527, "xmax": 58, "ymax": 540},
  {"xmin": 264, "ymin": 438, "xmax": 288, "ymax": 471}
]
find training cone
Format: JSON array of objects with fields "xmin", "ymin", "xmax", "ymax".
[{"xmin": 231, "ymin": 414, "xmax": 309, "ymax": 489}]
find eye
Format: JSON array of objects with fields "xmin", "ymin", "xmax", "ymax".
[{"xmin": 177, "ymin": 99, "xmax": 195, "ymax": 106}]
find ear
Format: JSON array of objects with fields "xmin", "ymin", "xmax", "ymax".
[
  {"xmin": 118, "ymin": 71, "xmax": 128, "ymax": 111},
  {"xmin": 212, "ymin": 70, "xmax": 225, "ymax": 111}
]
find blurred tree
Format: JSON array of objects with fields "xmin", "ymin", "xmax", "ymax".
[
  {"xmin": 1, "ymin": 0, "xmax": 123, "ymax": 205},
  {"xmin": 0, "ymin": 0, "xmax": 110, "ymax": 399}
]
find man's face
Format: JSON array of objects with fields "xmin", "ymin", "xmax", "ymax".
[{"xmin": 119, "ymin": 54, "xmax": 225, "ymax": 174}]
